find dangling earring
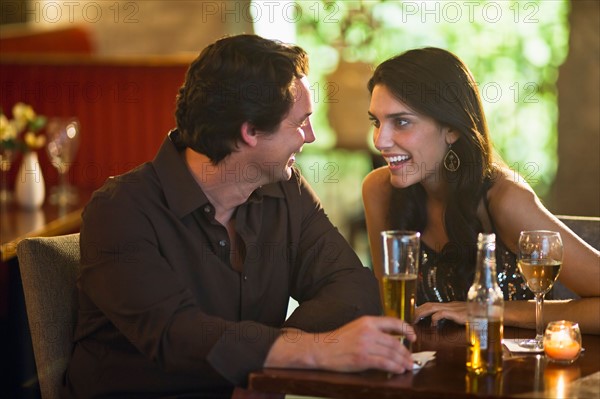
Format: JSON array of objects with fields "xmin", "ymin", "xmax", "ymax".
[{"xmin": 443, "ymin": 144, "xmax": 460, "ymax": 172}]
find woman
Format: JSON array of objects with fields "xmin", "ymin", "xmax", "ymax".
[{"xmin": 362, "ymin": 47, "xmax": 600, "ymax": 334}]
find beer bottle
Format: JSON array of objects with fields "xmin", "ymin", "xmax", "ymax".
[{"xmin": 466, "ymin": 233, "xmax": 504, "ymax": 374}]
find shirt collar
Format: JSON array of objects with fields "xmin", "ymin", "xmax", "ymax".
[
  {"xmin": 152, "ymin": 130, "xmax": 209, "ymax": 218},
  {"xmin": 152, "ymin": 130, "xmax": 285, "ymax": 218}
]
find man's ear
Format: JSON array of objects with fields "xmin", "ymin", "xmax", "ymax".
[{"xmin": 241, "ymin": 122, "xmax": 259, "ymax": 147}]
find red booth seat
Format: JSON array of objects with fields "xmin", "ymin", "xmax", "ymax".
[
  {"xmin": 0, "ymin": 25, "xmax": 95, "ymax": 54},
  {"xmin": 1, "ymin": 53, "xmax": 192, "ymax": 190}
]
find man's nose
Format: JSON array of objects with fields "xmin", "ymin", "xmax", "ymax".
[{"xmin": 304, "ymin": 121, "xmax": 316, "ymax": 143}]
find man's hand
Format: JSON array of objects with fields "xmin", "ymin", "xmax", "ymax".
[{"xmin": 265, "ymin": 316, "xmax": 415, "ymax": 375}]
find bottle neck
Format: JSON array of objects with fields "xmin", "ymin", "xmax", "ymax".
[{"xmin": 474, "ymin": 234, "xmax": 498, "ymax": 288}]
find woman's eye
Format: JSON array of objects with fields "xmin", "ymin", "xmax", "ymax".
[{"xmin": 395, "ymin": 118, "xmax": 408, "ymax": 127}]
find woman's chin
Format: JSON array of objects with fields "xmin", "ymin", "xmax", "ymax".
[{"xmin": 389, "ymin": 173, "xmax": 417, "ymax": 189}]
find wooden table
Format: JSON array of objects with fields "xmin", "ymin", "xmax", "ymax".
[
  {"xmin": 243, "ymin": 322, "xmax": 600, "ymax": 399},
  {"xmin": 1, "ymin": 187, "xmax": 91, "ymax": 320},
  {"xmin": 0, "ymin": 189, "xmax": 91, "ymax": 262}
]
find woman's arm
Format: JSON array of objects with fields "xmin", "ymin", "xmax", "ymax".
[
  {"xmin": 504, "ymin": 298, "xmax": 600, "ymax": 333},
  {"xmin": 489, "ymin": 170, "xmax": 600, "ymax": 334},
  {"xmin": 489, "ymin": 168, "xmax": 600, "ymax": 298},
  {"xmin": 415, "ymin": 298, "xmax": 600, "ymax": 334},
  {"xmin": 362, "ymin": 166, "xmax": 393, "ymax": 304},
  {"xmin": 416, "ymin": 169, "xmax": 600, "ymax": 334}
]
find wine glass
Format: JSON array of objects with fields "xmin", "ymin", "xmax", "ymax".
[
  {"xmin": 517, "ymin": 230, "xmax": 563, "ymax": 350},
  {"xmin": 46, "ymin": 118, "xmax": 80, "ymax": 205}
]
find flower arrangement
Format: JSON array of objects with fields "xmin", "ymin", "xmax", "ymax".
[{"xmin": 0, "ymin": 102, "xmax": 47, "ymax": 153}]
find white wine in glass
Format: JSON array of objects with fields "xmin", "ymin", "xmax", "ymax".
[
  {"xmin": 517, "ymin": 230, "xmax": 563, "ymax": 350},
  {"xmin": 46, "ymin": 118, "xmax": 80, "ymax": 206}
]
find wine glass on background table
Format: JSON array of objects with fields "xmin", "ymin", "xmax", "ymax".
[
  {"xmin": 381, "ymin": 230, "xmax": 420, "ymax": 349},
  {"xmin": 46, "ymin": 118, "xmax": 80, "ymax": 206},
  {"xmin": 517, "ymin": 230, "xmax": 563, "ymax": 350},
  {"xmin": 0, "ymin": 146, "xmax": 15, "ymax": 205}
]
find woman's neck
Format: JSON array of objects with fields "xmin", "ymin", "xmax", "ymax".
[{"xmin": 420, "ymin": 174, "xmax": 450, "ymax": 202}]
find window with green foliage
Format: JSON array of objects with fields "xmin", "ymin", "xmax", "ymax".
[{"xmin": 253, "ymin": 0, "xmax": 569, "ymax": 247}]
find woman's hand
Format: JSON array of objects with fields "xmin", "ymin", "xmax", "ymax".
[{"xmin": 415, "ymin": 301, "xmax": 468, "ymax": 326}]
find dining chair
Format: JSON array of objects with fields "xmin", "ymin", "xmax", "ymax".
[
  {"xmin": 552, "ymin": 215, "xmax": 600, "ymax": 299},
  {"xmin": 16, "ymin": 233, "xmax": 80, "ymax": 399},
  {"xmin": 557, "ymin": 215, "xmax": 600, "ymax": 250}
]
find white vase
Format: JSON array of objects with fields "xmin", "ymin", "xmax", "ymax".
[{"xmin": 15, "ymin": 151, "xmax": 46, "ymax": 210}]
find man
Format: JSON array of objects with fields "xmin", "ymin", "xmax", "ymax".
[{"xmin": 64, "ymin": 35, "xmax": 415, "ymax": 398}]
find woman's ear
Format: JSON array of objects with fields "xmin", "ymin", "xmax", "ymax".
[
  {"xmin": 444, "ymin": 127, "xmax": 460, "ymax": 145},
  {"xmin": 240, "ymin": 122, "xmax": 258, "ymax": 147}
]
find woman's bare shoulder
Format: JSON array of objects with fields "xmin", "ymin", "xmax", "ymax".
[
  {"xmin": 487, "ymin": 165, "xmax": 550, "ymax": 244},
  {"xmin": 363, "ymin": 166, "xmax": 390, "ymax": 187},
  {"xmin": 362, "ymin": 166, "xmax": 392, "ymax": 198},
  {"xmin": 488, "ymin": 166, "xmax": 537, "ymax": 206},
  {"xmin": 362, "ymin": 167, "xmax": 394, "ymax": 224}
]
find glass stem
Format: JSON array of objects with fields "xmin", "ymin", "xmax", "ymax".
[
  {"xmin": 0, "ymin": 170, "xmax": 7, "ymax": 204},
  {"xmin": 59, "ymin": 168, "xmax": 67, "ymax": 192},
  {"xmin": 535, "ymin": 293, "xmax": 544, "ymax": 343}
]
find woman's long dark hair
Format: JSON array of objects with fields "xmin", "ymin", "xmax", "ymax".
[{"xmin": 368, "ymin": 48, "xmax": 496, "ymax": 267}]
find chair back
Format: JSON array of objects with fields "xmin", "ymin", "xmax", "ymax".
[
  {"xmin": 551, "ymin": 216, "xmax": 599, "ymax": 299},
  {"xmin": 557, "ymin": 215, "xmax": 600, "ymax": 250},
  {"xmin": 16, "ymin": 233, "xmax": 80, "ymax": 399}
]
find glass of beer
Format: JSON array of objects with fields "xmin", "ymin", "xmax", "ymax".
[{"xmin": 381, "ymin": 230, "xmax": 420, "ymax": 348}]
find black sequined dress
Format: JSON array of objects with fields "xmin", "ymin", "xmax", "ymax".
[{"xmin": 416, "ymin": 195, "xmax": 533, "ymax": 305}]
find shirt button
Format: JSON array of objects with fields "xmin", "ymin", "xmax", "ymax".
[
  {"xmin": 243, "ymin": 275, "xmax": 248, "ymax": 281},
  {"xmin": 203, "ymin": 205, "xmax": 211, "ymax": 213},
  {"xmin": 219, "ymin": 240, "xmax": 227, "ymax": 247}
]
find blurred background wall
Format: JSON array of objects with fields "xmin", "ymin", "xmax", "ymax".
[
  {"xmin": 0, "ymin": 0, "xmax": 253, "ymax": 54},
  {"xmin": 1, "ymin": 0, "xmax": 598, "ymax": 224},
  {"xmin": 552, "ymin": 0, "xmax": 599, "ymax": 217}
]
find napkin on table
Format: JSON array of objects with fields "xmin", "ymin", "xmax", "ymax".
[
  {"xmin": 412, "ymin": 351, "xmax": 436, "ymax": 370},
  {"xmin": 502, "ymin": 338, "xmax": 584, "ymax": 354},
  {"xmin": 502, "ymin": 339, "xmax": 544, "ymax": 353}
]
